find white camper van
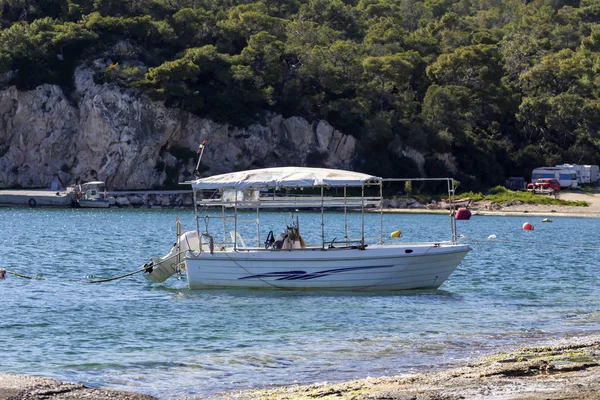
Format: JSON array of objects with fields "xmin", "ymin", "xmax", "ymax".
[
  {"xmin": 556, "ymin": 164, "xmax": 585, "ymax": 185},
  {"xmin": 582, "ymin": 165, "xmax": 599, "ymax": 185},
  {"xmin": 555, "ymin": 164, "xmax": 599, "ymax": 185},
  {"xmin": 532, "ymin": 167, "xmax": 578, "ymax": 188}
]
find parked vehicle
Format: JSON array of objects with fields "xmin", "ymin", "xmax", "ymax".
[
  {"xmin": 505, "ymin": 177, "xmax": 526, "ymax": 190},
  {"xmin": 531, "ymin": 167, "xmax": 578, "ymax": 188},
  {"xmin": 583, "ymin": 165, "xmax": 599, "ymax": 185},
  {"xmin": 527, "ymin": 178, "xmax": 561, "ymax": 194},
  {"xmin": 553, "ymin": 164, "xmax": 599, "ymax": 186},
  {"xmin": 556, "ymin": 164, "xmax": 585, "ymax": 185}
]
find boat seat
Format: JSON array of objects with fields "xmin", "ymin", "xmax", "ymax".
[{"xmin": 230, "ymin": 231, "xmax": 247, "ymax": 249}]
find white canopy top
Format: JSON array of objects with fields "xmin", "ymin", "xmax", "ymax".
[
  {"xmin": 81, "ymin": 181, "xmax": 105, "ymax": 186},
  {"xmin": 191, "ymin": 167, "xmax": 381, "ymax": 189}
]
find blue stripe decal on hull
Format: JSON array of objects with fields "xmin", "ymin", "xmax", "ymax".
[{"xmin": 238, "ymin": 265, "xmax": 393, "ymax": 281}]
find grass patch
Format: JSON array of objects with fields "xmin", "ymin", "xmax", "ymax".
[{"xmin": 459, "ymin": 186, "xmax": 588, "ymax": 207}]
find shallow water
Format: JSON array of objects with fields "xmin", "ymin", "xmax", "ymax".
[{"xmin": 1, "ymin": 208, "xmax": 599, "ymax": 399}]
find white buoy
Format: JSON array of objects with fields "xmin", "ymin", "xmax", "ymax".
[{"xmin": 488, "ymin": 234, "xmax": 497, "ymax": 239}]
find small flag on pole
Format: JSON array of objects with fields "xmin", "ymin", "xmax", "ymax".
[
  {"xmin": 197, "ymin": 140, "xmax": 207, "ymax": 154},
  {"xmin": 195, "ymin": 140, "xmax": 208, "ymax": 176}
]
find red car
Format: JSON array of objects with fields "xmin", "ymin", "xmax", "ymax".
[{"xmin": 527, "ymin": 178, "xmax": 560, "ymax": 192}]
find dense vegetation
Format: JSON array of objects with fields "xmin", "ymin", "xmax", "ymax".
[{"xmin": 1, "ymin": 0, "xmax": 599, "ymax": 189}]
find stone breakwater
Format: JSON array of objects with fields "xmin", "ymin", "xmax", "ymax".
[
  {"xmin": 106, "ymin": 191, "xmax": 195, "ymax": 208},
  {"xmin": 88, "ymin": 195, "xmax": 526, "ymax": 210},
  {"xmin": 109, "ymin": 194, "xmax": 427, "ymax": 209}
]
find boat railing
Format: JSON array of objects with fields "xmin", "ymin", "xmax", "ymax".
[
  {"xmin": 380, "ymin": 177, "xmax": 458, "ymax": 244},
  {"xmin": 197, "ymin": 196, "xmax": 381, "ymax": 209},
  {"xmin": 226, "ymin": 237, "xmax": 382, "ymax": 250},
  {"xmin": 192, "ymin": 176, "xmax": 459, "ymax": 253}
]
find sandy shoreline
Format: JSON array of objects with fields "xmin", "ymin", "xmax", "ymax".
[{"xmin": 382, "ymin": 190, "xmax": 600, "ymax": 218}]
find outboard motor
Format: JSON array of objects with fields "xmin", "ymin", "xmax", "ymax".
[{"xmin": 143, "ymin": 230, "xmax": 200, "ymax": 283}]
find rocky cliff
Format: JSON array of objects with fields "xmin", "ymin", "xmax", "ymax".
[{"xmin": 0, "ymin": 64, "xmax": 358, "ymax": 190}]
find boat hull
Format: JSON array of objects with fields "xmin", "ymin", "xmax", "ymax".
[
  {"xmin": 184, "ymin": 243, "xmax": 471, "ymax": 291},
  {"xmin": 78, "ymin": 199, "xmax": 110, "ymax": 208}
]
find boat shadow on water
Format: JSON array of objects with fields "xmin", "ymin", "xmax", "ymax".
[{"xmin": 148, "ymin": 282, "xmax": 463, "ymax": 300}]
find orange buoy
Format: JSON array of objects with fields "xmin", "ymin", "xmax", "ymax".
[
  {"xmin": 522, "ymin": 222, "xmax": 533, "ymax": 231},
  {"xmin": 455, "ymin": 207, "xmax": 472, "ymax": 220}
]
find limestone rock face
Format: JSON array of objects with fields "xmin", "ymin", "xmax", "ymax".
[{"xmin": 0, "ymin": 64, "xmax": 358, "ymax": 189}]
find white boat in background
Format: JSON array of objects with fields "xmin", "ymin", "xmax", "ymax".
[
  {"xmin": 143, "ymin": 167, "xmax": 471, "ymax": 291},
  {"xmin": 70, "ymin": 181, "xmax": 111, "ymax": 208}
]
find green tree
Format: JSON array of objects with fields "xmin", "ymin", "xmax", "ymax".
[
  {"xmin": 234, "ymin": 31, "xmax": 285, "ymax": 104},
  {"xmin": 361, "ymin": 53, "xmax": 413, "ymax": 112},
  {"xmin": 297, "ymin": 0, "xmax": 360, "ymax": 39},
  {"xmin": 519, "ymin": 49, "xmax": 594, "ymax": 96},
  {"xmin": 421, "ymin": 84, "xmax": 472, "ymax": 150},
  {"xmin": 171, "ymin": 7, "xmax": 215, "ymax": 48}
]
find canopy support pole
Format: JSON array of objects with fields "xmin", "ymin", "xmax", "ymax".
[
  {"xmin": 449, "ymin": 178, "xmax": 457, "ymax": 244},
  {"xmin": 344, "ymin": 186, "xmax": 348, "ymax": 246},
  {"xmin": 321, "ymin": 185, "xmax": 325, "ymax": 250},
  {"xmin": 193, "ymin": 188, "xmax": 202, "ymax": 252},
  {"xmin": 361, "ymin": 185, "xmax": 365, "ymax": 247},
  {"xmin": 256, "ymin": 204, "xmax": 260, "ymax": 248},
  {"xmin": 234, "ymin": 191, "xmax": 238, "ymax": 251},
  {"xmin": 379, "ymin": 181, "xmax": 383, "ymax": 245},
  {"xmin": 222, "ymin": 203, "xmax": 226, "ymax": 245}
]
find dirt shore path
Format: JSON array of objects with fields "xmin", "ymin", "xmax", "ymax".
[
  {"xmin": 383, "ymin": 190, "xmax": 600, "ymax": 217},
  {"xmin": 474, "ymin": 190, "xmax": 600, "ymax": 217}
]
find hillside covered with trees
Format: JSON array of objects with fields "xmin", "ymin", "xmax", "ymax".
[{"xmin": 0, "ymin": 0, "xmax": 599, "ymax": 189}]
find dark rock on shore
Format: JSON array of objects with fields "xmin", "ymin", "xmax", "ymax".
[{"xmin": 0, "ymin": 374, "xmax": 156, "ymax": 400}]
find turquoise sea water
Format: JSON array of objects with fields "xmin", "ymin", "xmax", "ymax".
[{"xmin": 1, "ymin": 207, "xmax": 599, "ymax": 399}]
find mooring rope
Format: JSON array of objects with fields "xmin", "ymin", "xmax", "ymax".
[
  {"xmin": 2, "ymin": 269, "xmax": 46, "ymax": 280},
  {"xmin": 87, "ymin": 265, "xmax": 150, "ymax": 283},
  {"xmin": 1, "ymin": 248, "xmax": 192, "ymax": 283},
  {"xmin": 87, "ymin": 249, "xmax": 191, "ymax": 283}
]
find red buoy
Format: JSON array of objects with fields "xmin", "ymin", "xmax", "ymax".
[
  {"xmin": 455, "ymin": 207, "xmax": 472, "ymax": 220},
  {"xmin": 523, "ymin": 222, "xmax": 533, "ymax": 231}
]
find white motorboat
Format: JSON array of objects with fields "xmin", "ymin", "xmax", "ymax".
[
  {"xmin": 143, "ymin": 167, "xmax": 471, "ymax": 291},
  {"xmin": 72, "ymin": 181, "xmax": 110, "ymax": 208}
]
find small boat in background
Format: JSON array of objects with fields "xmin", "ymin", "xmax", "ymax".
[{"xmin": 71, "ymin": 181, "xmax": 111, "ymax": 208}]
